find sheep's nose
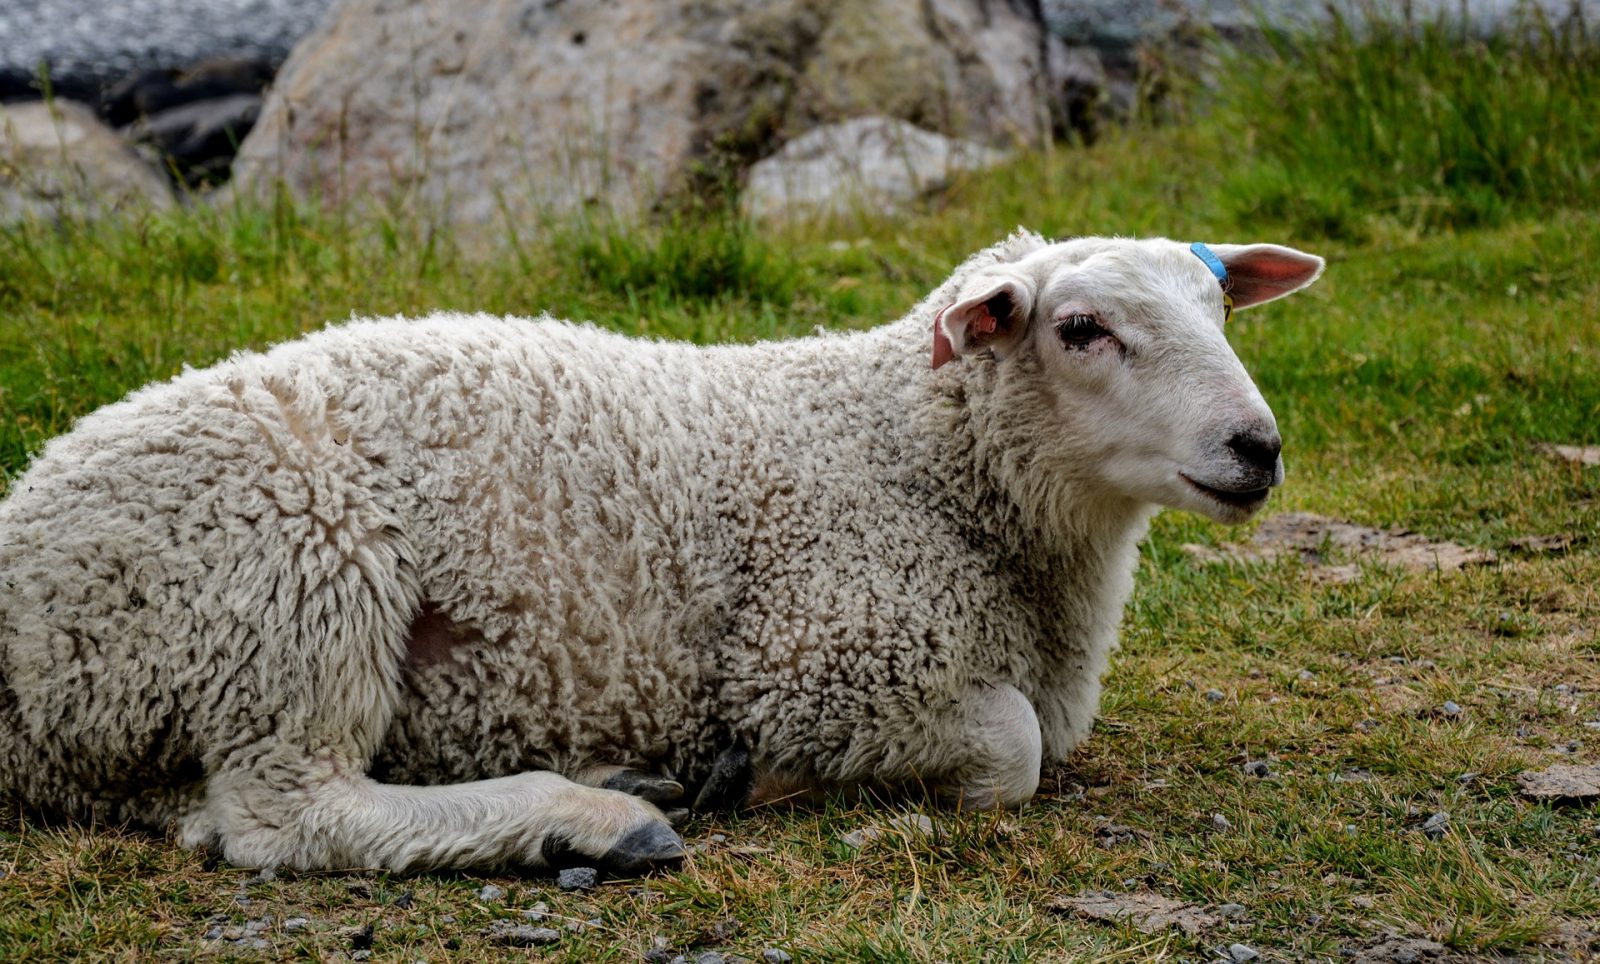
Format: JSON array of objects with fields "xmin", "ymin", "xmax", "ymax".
[{"xmin": 1227, "ymin": 426, "xmax": 1282, "ymax": 477}]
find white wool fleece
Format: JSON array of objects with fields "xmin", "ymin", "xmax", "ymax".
[{"xmin": 0, "ymin": 229, "xmax": 1322, "ymax": 870}]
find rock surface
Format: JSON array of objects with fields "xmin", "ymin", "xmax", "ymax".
[
  {"xmin": 1182, "ymin": 512, "xmax": 1496, "ymax": 584},
  {"xmin": 0, "ymin": 100, "xmax": 175, "ymax": 224},
  {"xmin": 1517, "ymin": 762, "xmax": 1600, "ymax": 803},
  {"xmin": 743, "ymin": 116, "xmax": 1007, "ymax": 219},
  {"xmin": 230, "ymin": 0, "xmax": 1050, "ymax": 226},
  {"xmin": 0, "ymin": 0, "xmax": 329, "ymax": 103}
]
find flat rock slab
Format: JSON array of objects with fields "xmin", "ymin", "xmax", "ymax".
[
  {"xmin": 1048, "ymin": 891, "xmax": 1222, "ymax": 936},
  {"xmin": 839, "ymin": 812, "xmax": 937, "ymax": 849},
  {"xmin": 1347, "ymin": 935, "xmax": 1448, "ymax": 964},
  {"xmin": 1540, "ymin": 443, "xmax": 1600, "ymax": 467},
  {"xmin": 1517, "ymin": 762, "xmax": 1600, "ymax": 803},
  {"xmin": 1183, "ymin": 512, "xmax": 1495, "ymax": 584}
]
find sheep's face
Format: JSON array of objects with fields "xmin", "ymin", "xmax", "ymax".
[{"xmin": 934, "ymin": 237, "xmax": 1324, "ymax": 524}]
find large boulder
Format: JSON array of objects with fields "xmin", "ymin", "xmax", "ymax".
[
  {"xmin": 0, "ymin": 100, "xmax": 174, "ymax": 224},
  {"xmin": 229, "ymin": 0, "xmax": 1050, "ymax": 226}
]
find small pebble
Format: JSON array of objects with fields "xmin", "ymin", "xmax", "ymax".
[
  {"xmin": 695, "ymin": 953, "xmax": 728, "ymax": 964},
  {"xmin": 1440, "ymin": 701, "xmax": 1462, "ymax": 717},
  {"xmin": 1214, "ymin": 903, "xmax": 1247, "ymax": 919},
  {"xmin": 1211, "ymin": 813, "xmax": 1231, "ymax": 831},
  {"xmin": 645, "ymin": 951, "xmax": 672, "ymax": 964},
  {"xmin": 440, "ymin": 915, "xmax": 456, "ymax": 924},
  {"xmin": 1344, "ymin": 824, "xmax": 1358, "ymax": 836},
  {"xmin": 244, "ymin": 938, "xmax": 271, "ymax": 950},
  {"xmin": 1228, "ymin": 943, "xmax": 1260, "ymax": 962},
  {"xmin": 392, "ymin": 891, "xmax": 414, "ymax": 909},
  {"xmin": 1420, "ymin": 812, "xmax": 1449, "ymax": 840},
  {"xmin": 1242, "ymin": 760, "xmax": 1271, "ymax": 779},
  {"xmin": 1298, "ymin": 669, "xmax": 1316, "ymax": 681},
  {"xmin": 763, "ymin": 950, "xmax": 793, "ymax": 964},
  {"xmin": 352, "ymin": 953, "xmax": 372, "ymax": 962},
  {"xmin": 1456, "ymin": 771, "xmax": 1479, "ymax": 784},
  {"xmin": 558, "ymin": 866, "xmax": 600, "ymax": 891},
  {"xmin": 203, "ymin": 925, "xmax": 224, "ymax": 941},
  {"xmin": 1204, "ymin": 689, "xmax": 1225, "ymax": 703},
  {"xmin": 709, "ymin": 833, "xmax": 728, "ymax": 843},
  {"xmin": 284, "ymin": 917, "xmax": 310, "ymax": 933},
  {"xmin": 477, "ymin": 883, "xmax": 506, "ymax": 902}
]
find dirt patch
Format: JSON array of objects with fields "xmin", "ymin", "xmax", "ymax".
[
  {"xmin": 1183, "ymin": 512, "xmax": 1496, "ymax": 583},
  {"xmin": 1047, "ymin": 892, "xmax": 1224, "ymax": 936}
]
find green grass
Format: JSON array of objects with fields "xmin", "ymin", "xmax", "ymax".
[{"xmin": 3, "ymin": 8, "xmax": 1600, "ymax": 961}]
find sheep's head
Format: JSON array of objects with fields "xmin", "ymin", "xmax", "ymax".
[{"xmin": 933, "ymin": 236, "xmax": 1324, "ymax": 524}]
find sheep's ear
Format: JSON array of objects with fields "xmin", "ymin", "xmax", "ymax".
[
  {"xmin": 932, "ymin": 270, "xmax": 1035, "ymax": 369},
  {"xmin": 1207, "ymin": 243, "xmax": 1325, "ymax": 309}
]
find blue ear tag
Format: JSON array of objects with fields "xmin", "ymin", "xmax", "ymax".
[{"xmin": 1189, "ymin": 241, "xmax": 1234, "ymax": 323}]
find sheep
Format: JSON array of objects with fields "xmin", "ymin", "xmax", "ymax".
[{"xmin": 0, "ymin": 230, "xmax": 1323, "ymax": 874}]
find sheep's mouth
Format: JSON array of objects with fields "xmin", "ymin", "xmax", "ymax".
[{"xmin": 1181, "ymin": 473, "xmax": 1272, "ymax": 510}]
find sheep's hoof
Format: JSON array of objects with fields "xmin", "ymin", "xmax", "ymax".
[
  {"xmin": 601, "ymin": 822, "xmax": 688, "ymax": 873},
  {"xmin": 601, "ymin": 768, "xmax": 686, "ymax": 805},
  {"xmin": 540, "ymin": 821, "xmax": 686, "ymax": 875},
  {"xmin": 692, "ymin": 743, "xmax": 752, "ymax": 812}
]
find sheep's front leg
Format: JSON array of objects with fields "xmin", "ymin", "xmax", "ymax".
[{"xmin": 930, "ymin": 683, "xmax": 1043, "ymax": 810}]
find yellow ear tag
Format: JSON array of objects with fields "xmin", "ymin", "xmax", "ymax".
[{"xmin": 1222, "ymin": 291, "xmax": 1235, "ymax": 325}]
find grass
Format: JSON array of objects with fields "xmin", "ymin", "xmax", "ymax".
[{"xmin": 3, "ymin": 6, "xmax": 1600, "ymax": 961}]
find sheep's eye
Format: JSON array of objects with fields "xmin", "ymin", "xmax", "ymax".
[{"xmin": 1055, "ymin": 313, "xmax": 1108, "ymax": 349}]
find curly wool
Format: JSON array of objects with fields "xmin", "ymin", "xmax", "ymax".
[{"xmin": 0, "ymin": 229, "xmax": 1149, "ymax": 842}]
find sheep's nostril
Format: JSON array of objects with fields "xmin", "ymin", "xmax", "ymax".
[{"xmin": 1227, "ymin": 428, "xmax": 1283, "ymax": 476}]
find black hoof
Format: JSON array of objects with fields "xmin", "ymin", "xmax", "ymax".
[
  {"xmin": 692, "ymin": 743, "xmax": 752, "ymax": 812},
  {"xmin": 600, "ymin": 822, "xmax": 687, "ymax": 874},
  {"xmin": 601, "ymin": 768, "xmax": 687, "ymax": 805}
]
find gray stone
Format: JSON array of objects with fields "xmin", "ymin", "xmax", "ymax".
[
  {"xmin": 1440, "ymin": 701, "xmax": 1462, "ymax": 716},
  {"xmin": 1419, "ymin": 812, "xmax": 1449, "ymax": 839},
  {"xmin": 558, "ymin": 866, "xmax": 600, "ymax": 891},
  {"xmin": 1227, "ymin": 944, "xmax": 1259, "ymax": 962},
  {"xmin": 1241, "ymin": 760, "xmax": 1271, "ymax": 779},
  {"xmin": 1203, "ymin": 689, "xmax": 1225, "ymax": 702},
  {"xmin": 232, "ymin": 0, "xmax": 1049, "ymax": 226},
  {"xmin": 283, "ymin": 917, "xmax": 311, "ymax": 932},
  {"xmin": 744, "ymin": 116, "xmax": 1009, "ymax": 220},
  {"xmin": 1210, "ymin": 813, "xmax": 1230, "ymax": 831},
  {"xmin": 1, "ymin": 100, "xmax": 175, "ymax": 225},
  {"xmin": 763, "ymin": 950, "xmax": 793, "ymax": 964},
  {"xmin": 476, "ymin": 883, "xmax": 506, "ymax": 902}
]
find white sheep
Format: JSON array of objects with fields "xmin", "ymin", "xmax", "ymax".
[{"xmin": 0, "ymin": 230, "xmax": 1322, "ymax": 873}]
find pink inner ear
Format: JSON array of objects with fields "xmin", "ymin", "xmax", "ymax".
[
  {"xmin": 932, "ymin": 307, "xmax": 955, "ymax": 369},
  {"xmin": 971, "ymin": 304, "xmax": 997, "ymax": 335}
]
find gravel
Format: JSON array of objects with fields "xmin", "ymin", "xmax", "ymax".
[
  {"xmin": 557, "ymin": 867, "xmax": 600, "ymax": 891},
  {"xmin": 1, "ymin": 0, "xmax": 333, "ymax": 93}
]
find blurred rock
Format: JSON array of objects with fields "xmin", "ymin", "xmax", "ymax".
[
  {"xmin": 743, "ymin": 116, "xmax": 1007, "ymax": 219},
  {"xmin": 125, "ymin": 93, "xmax": 261, "ymax": 186},
  {"xmin": 101, "ymin": 57, "xmax": 274, "ymax": 128},
  {"xmin": 0, "ymin": 99, "xmax": 175, "ymax": 224},
  {"xmin": 231, "ymin": 0, "xmax": 1050, "ymax": 227}
]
